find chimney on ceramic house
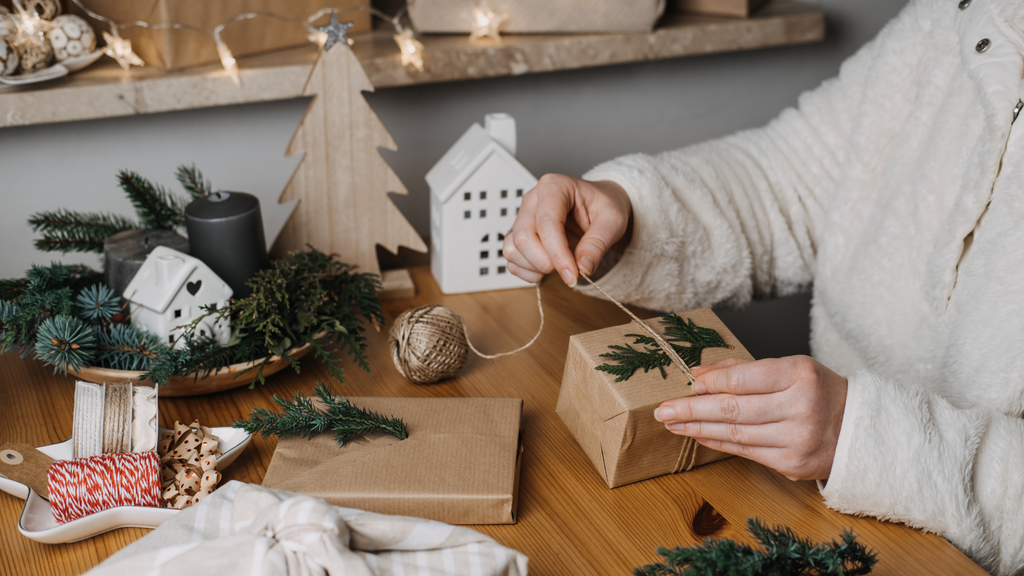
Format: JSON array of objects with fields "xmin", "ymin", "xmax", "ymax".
[{"xmin": 485, "ymin": 113, "xmax": 517, "ymax": 155}]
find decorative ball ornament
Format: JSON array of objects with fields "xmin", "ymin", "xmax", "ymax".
[
  {"xmin": 389, "ymin": 305, "xmax": 470, "ymax": 384},
  {"xmin": 0, "ymin": 38, "xmax": 19, "ymax": 76},
  {"xmin": 46, "ymin": 15, "xmax": 95, "ymax": 62},
  {"xmin": 20, "ymin": 0, "xmax": 61, "ymax": 21},
  {"xmin": 14, "ymin": 32, "xmax": 52, "ymax": 74},
  {"xmin": 0, "ymin": 12, "xmax": 17, "ymax": 42}
]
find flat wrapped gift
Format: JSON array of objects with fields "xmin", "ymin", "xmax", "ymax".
[
  {"xmin": 556, "ymin": 307, "xmax": 753, "ymax": 488},
  {"xmin": 71, "ymin": 0, "xmax": 371, "ymax": 70},
  {"xmin": 261, "ymin": 396, "xmax": 523, "ymax": 525}
]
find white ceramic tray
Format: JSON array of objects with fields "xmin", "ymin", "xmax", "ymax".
[{"xmin": 0, "ymin": 426, "xmax": 251, "ymax": 544}]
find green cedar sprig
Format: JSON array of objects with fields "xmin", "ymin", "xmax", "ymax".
[
  {"xmin": 633, "ymin": 518, "xmax": 877, "ymax": 576},
  {"xmin": 234, "ymin": 382, "xmax": 408, "ymax": 447},
  {"xmin": 596, "ymin": 314, "xmax": 729, "ymax": 382}
]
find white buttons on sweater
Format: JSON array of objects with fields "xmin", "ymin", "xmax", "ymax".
[
  {"xmin": 977, "ymin": 38, "xmax": 992, "ymax": 52},
  {"xmin": 959, "ymin": 0, "xmax": 971, "ymax": 9}
]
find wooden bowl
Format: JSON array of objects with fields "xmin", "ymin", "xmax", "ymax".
[{"xmin": 69, "ymin": 341, "xmax": 314, "ymax": 397}]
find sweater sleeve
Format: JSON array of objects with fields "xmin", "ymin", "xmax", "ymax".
[
  {"xmin": 577, "ymin": 6, "xmax": 900, "ymax": 311},
  {"xmin": 824, "ymin": 371, "xmax": 1024, "ymax": 575}
]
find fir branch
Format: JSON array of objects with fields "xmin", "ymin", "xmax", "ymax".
[
  {"xmin": 633, "ymin": 518, "xmax": 877, "ymax": 576},
  {"xmin": 35, "ymin": 315, "xmax": 97, "ymax": 375},
  {"xmin": 595, "ymin": 314, "xmax": 730, "ymax": 383},
  {"xmin": 117, "ymin": 170, "xmax": 185, "ymax": 230},
  {"xmin": 77, "ymin": 284, "xmax": 121, "ymax": 323},
  {"xmin": 175, "ymin": 164, "xmax": 212, "ymax": 199},
  {"xmin": 95, "ymin": 324, "xmax": 164, "ymax": 371},
  {"xmin": 233, "ymin": 382, "xmax": 408, "ymax": 447},
  {"xmin": 28, "ymin": 209, "xmax": 138, "ymax": 254}
]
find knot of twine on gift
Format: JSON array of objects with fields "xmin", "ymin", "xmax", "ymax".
[
  {"xmin": 389, "ymin": 284, "xmax": 544, "ymax": 384},
  {"xmin": 579, "ymin": 274, "xmax": 700, "ymax": 473}
]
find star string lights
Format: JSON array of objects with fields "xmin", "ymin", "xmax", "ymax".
[
  {"xmin": 393, "ymin": 27, "xmax": 425, "ymax": 72},
  {"xmin": 470, "ymin": 7, "xmax": 508, "ymax": 42},
  {"xmin": 101, "ymin": 30, "xmax": 144, "ymax": 71}
]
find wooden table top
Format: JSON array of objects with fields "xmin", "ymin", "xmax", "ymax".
[{"xmin": 0, "ymin": 267, "xmax": 985, "ymax": 575}]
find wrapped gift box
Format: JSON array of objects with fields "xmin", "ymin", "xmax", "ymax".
[
  {"xmin": 71, "ymin": 0, "xmax": 371, "ymax": 70},
  {"xmin": 670, "ymin": 0, "xmax": 768, "ymax": 18},
  {"xmin": 262, "ymin": 396, "xmax": 523, "ymax": 525},
  {"xmin": 557, "ymin": 307, "xmax": 754, "ymax": 488},
  {"xmin": 408, "ymin": 0, "xmax": 665, "ymax": 34}
]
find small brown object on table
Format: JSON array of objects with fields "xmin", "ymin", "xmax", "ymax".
[{"xmin": 0, "ymin": 267, "xmax": 986, "ymax": 575}]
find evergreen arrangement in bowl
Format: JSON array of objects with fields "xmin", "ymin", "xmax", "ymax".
[{"xmin": 0, "ymin": 167, "xmax": 383, "ymax": 394}]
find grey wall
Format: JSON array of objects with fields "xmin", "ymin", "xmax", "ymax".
[{"xmin": 0, "ymin": 0, "xmax": 907, "ymax": 359}]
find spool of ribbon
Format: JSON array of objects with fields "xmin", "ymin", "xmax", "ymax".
[
  {"xmin": 159, "ymin": 420, "xmax": 222, "ymax": 509},
  {"xmin": 47, "ymin": 452, "xmax": 161, "ymax": 524}
]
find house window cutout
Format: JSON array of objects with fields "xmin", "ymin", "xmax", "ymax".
[
  {"xmin": 479, "ymin": 267, "xmax": 489, "ymax": 276},
  {"xmin": 516, "ymin": 189, "xmax": 524, "ymax": 197},
  {"xmin": 498, "ymin": 249, "xmax": 503, "ymax": 258},
  {"xmin": 200, "ymin": 329, "xmax": 206, "ymax": 337},
  {"xmin": 500, "ymin": 208, "xmax": 508, "ymax": 217},
  {"xmin": 464, "ymin": 192, "xmax": 471, "ymax": 201},
  {"xmin": 516, "ymin": 207, "xmax": 520, "ymax": 214},
  {"xmin": 480, "ymin": 209, "xmax": 487, "ymax": 218},
  {"xmin": 498, "ymin": 266, "xmax": 506, "ymax": 274},
  {"xmin": 497, "ymin": 232, "xmax": 505, "ymax": 241},
  {"xmin": 464, "ymin": 211, "xmax": 471, "ymax": 219},
  {"xmin": 173, "ymin": 309, "xmax": 182, "ymax": 318},
  {"xmin": 480, "ymin": 250, "xmax": 489, "ymax": 259},
  {"xmin": 168, "ymin": 335, "xmax": 174, "ymax": 344},
  {"xmin": 210, "ymin": 303, "xmax": 218, "ymax": 311},
  {"xmin": 480, "ymin": 191, "xmax": 487, "ymax": 200},
  {"xmin": 481, "ymin": 234, "xmax": 489, "ymax": 243},
  {"xmin": 501, "ymin": 190, "xmax": 508, "ymax": 199}
]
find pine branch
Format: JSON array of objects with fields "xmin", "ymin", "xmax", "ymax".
[
  {"xmin": 117, "ymin": 170, "xmax": 185, "ymax": 230},
  {"xmin": 175, "ymin": 164, "xmax": 212, "ymax": 199},
  {"xmin": 35, "ymin": 315, "xmax": 97, "ymax": 375},
  {"xmin": 29, "ymin": 209, "xmax": 139, "ymax": 254},
  {"xmin": 233, "ymin": 382, "xmax": 408, "ymax": 447},
  {"xmin": 95, "ymin": 324, "xmax": 164, "ymax": 371},
  {"xmin": 633, "ymin": 518, "xmax": 877, "ymax": 576},
  {"xmin": 77, "ymin": 284, "xmax": 121, "ymax": 323},
  {"xmin": 595, "ymin": 314, "xmax": 730, "ymax": 382}
]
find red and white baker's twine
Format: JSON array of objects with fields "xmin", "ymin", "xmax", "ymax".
[{"xmin": 48, "ymin": 452, "xmax": 161, "ymax": 524}]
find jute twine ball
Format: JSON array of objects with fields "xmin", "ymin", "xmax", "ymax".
[
  {"xmin": 15, "ymin": 35, "xmax": 52, "ymax": 74},
  {"xmin": 389, "ymin": 305, "xmax": 470, "ymax": 384}
]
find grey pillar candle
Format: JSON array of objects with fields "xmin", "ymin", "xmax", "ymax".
[
  {"xmin": 185, "ymin": 191, "xmax": 268, "ymax": 299},
  {"xmin": 104, "ymin": 229, "xmax": 189, "ymax": 298}
]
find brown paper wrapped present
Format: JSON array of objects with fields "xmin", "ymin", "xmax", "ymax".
[
  {"xmin": 262, "ymin": 396, "xmax": 523, "ymax": 525},
  {"xmin": 557, "ymin": 307, "xmax": 754, "ymax": 488},
  {"xmin": 71, "ymin": 0, "xmax": 370, "ymax": 70}
]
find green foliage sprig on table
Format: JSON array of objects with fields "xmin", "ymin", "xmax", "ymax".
[
  {"xmin": 633, "ymin": 518, "xmax": 877, "ymax": 576},
  {"xmin": 27, "ymin": 165, "xmax": 207, "ymax": 254},
  {"xmin": 596, "ymin": 314, "xmax": 731, "ymax": 382},
  {"xmin": 234, "ymin": 381, "xmax": 408, "ymax": 447}
]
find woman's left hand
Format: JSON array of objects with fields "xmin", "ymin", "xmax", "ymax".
[{"xmin": 654, "ymin": 355, "xmax": 848, "ymax": 481}]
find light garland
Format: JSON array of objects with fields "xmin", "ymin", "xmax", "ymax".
[
  {"xmin": 469, "ymin": 7, "xmax": 507, "ymax": 42},
  {"xmin": 65, "ymin": 0, "xmax": 427, "ymax": 84}
]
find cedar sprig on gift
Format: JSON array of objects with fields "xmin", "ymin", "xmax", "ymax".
[
  {"xmin": 633, "ymin": 517, "xmax": 877, "ymax": 576},
  {"xmin": 596, "ymin": 314, "xmax": 729, "ymax": 382},
  {"xmin": 234, "ymin": 382, "xmax": 408, "ymax": 447}
]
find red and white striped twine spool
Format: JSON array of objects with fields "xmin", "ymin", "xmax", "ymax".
[{"xmin": 47, "ymin": 452, "xmax": 161, "ymax": 524}]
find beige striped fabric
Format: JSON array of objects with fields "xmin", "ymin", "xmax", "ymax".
[{"xmin": 85, "ymin": 481, "xmax": 529, "ymax": 576}]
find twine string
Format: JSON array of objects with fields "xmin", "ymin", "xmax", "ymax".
[
  {"xmin": 48, "ymin": 452, "xmax": 162, "ymax": 524},
  {"xmin": 464, "ymin": 284, "xmax": 544, "ymax": 359},
  {"xmin": 102, "ymin": 383, "xmax": 133, "ymax": 454}
]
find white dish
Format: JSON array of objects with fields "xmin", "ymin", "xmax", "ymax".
[
  {"xmin": 0, "ymin": 426, "xmax": 251, "ymax": 544},
  {"xmin": 0, "ymin": 50, "xmax": 104, "ymax": 85}
]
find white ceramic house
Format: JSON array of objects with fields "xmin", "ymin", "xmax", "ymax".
[
  {"xmin": 427, "ymin": 113, "xmax": 538, "ymax": 294},
  {"xmin": 123, "ymin": 246, "xmax": 233, "ymax": 349}
]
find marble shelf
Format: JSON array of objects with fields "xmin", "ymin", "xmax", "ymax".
[{"xmin": 0, "ymin": 1, "xmax": 823, "ymax": 128}]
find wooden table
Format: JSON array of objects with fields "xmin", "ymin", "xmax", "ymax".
[{"xmin": 0, "ymin": 267, "xmax": 986, "ymax": 575}]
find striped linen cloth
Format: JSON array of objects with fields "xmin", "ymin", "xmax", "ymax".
[{"xmin": 85, "ymin": 481, "xmax": 529, "ymax": 576}]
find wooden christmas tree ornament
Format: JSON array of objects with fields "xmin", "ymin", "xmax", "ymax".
[{"xmin": 274, "ymin": 37, "xmax": 427, "ymax": 299}]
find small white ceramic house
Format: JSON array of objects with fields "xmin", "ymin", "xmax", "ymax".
[
  {"xmin": 123, "ymin": 246, "xmax": 233, "ymax": 349},
  {"xmin": 427, "ymin": 113, "xmax": 538, "ymax": 294}
]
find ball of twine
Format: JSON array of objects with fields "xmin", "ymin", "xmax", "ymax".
[{"xmin": 389, "ymin": 305, "xmax": 470, "ymax": 384}]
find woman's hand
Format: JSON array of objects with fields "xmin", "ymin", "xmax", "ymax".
[
  {"xmin": 654, "ymin": 356, "xmax": 848, "ymax": 481},
  {"xmin": 503, "ymin": 174, "xmax": 632, "ymax": 286}
]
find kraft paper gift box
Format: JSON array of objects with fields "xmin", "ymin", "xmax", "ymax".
[
  {"xmin": 71, "ymin": 0, "xmax": 371, "ymax": 70},
  {"xmin": 557, "ymin": 307, "xmax": 754, "ymax": 488},
  {"xmin": 409, "ymin": 0, "xmax": 665, "ymax": 34},
  {"xmin": 261, "ymin": 396, "xmax": 523, "ymax": 525}
]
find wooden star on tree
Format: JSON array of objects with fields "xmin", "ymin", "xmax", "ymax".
[{"xmin": 317, "ymin": 12, "xmax": 354, "ymax": 51}]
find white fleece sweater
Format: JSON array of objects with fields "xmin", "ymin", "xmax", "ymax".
[{"xmin": 579, "ymin": 0, "xmax": 1024, "ymax": 573}]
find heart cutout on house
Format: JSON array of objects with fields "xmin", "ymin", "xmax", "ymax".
[{"xmin": 187, "ymin": 280, "xmax": 202, "ymax": 295}]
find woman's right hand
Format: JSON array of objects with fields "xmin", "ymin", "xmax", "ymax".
[{"xmin": 502, "ymin": 174, "xmax": 632, "ymax": 287}]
